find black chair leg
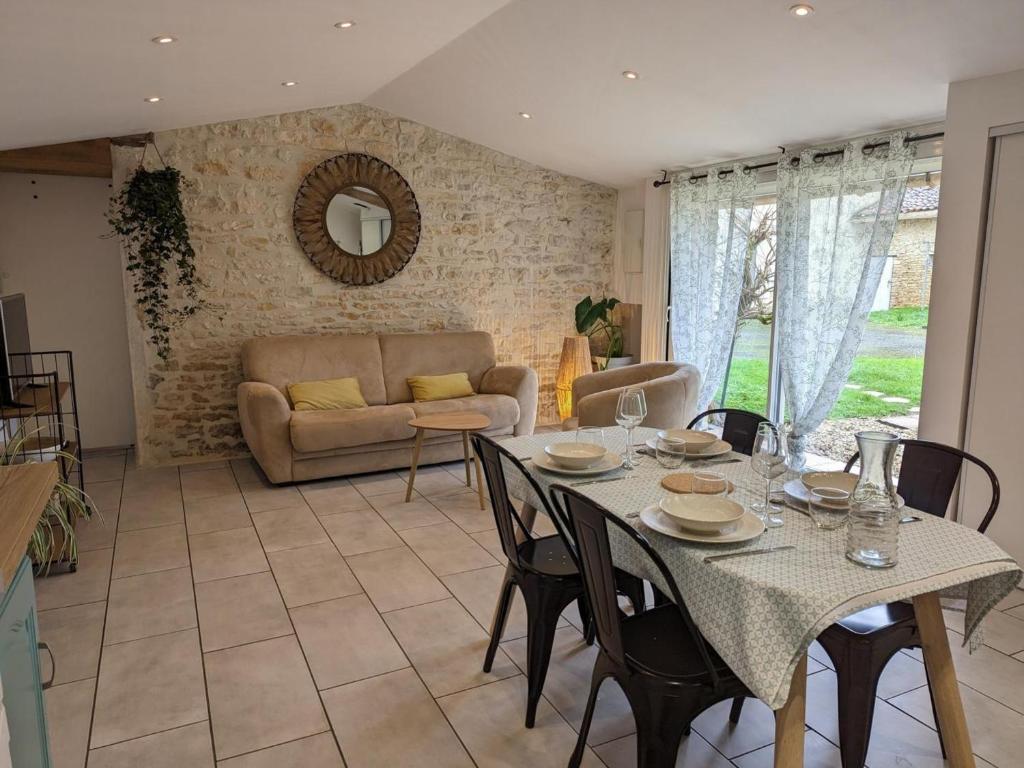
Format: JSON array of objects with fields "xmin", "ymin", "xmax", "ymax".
[
  {"xmin": 628, "ymin": 681, "xmax": 699, "ymax": 768},
  {"xmin": 576, "ymin": 596, "xmax": 596, "ymax": 646},
  {"xmin": 729, "ymin": 696, "xmax": 745, "ymax": 724},
  {"xmin": 615, "ymin": 570, "xmax": 647, "ymax": 613},
  {"xmin": 521, "ymin": 577, "xmax": 574, "ymax": 728},
  {"xmin": 483, "ymin": 567, "xmax": 516, "ymax": 673},
  {"xmin": 569, "ymin": 659, "xmax": 612, "ymax": 768},
  {"xmin": 834, "ymin": 648, "xmax": 885, "ymax": 768}
]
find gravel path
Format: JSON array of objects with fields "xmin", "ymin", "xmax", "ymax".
[{"xmin": 805, "ymin": 417, "xmax": 916, "ymax": 466}]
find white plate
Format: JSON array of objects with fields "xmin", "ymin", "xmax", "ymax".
[
  {"xmin": 531, "ymin": 449, "xmax": 623, "ymax": 476},
  {"xmin": 645, "ymin": 438, "xmax": 732, "ymax": 459},
  {"xmin": 783, "ymin": 478, "xmax": 905, "ymax": 513},
  {"xmin": 638, "ymin": 505, "xmax": 765, "ymax": 544}
]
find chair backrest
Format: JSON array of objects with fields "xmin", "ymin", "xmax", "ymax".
[
  {"xmin": 472, "ymin": 433, "xmax": 560, "ymax": 568},
  {"xmin": 687, "ymin": 408, "xmax": 768, "ymax": 456},
  {"xmin": 844, "ymin": 438, "xmax": 1000, "ymax": 533},
  {"xmin": 551, "ymin": 484, "xmax": 721, "ymax": 684}
]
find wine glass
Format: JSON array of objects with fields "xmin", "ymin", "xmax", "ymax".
[
  {"xmin": 615, "ymin": 388, "xmax": 647, "ymax": 470},
  {"xmin": 750, "ymin": 422, "xmax": 787, "ymax": 527}
]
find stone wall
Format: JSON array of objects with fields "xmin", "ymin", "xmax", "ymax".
[
  {"xmin": 889, "ymin": 215, "xmax": 936, "ymax": 308},
  {"xmin": 111, "ymin": 104, "xmax": 616, "ymax": 464}
]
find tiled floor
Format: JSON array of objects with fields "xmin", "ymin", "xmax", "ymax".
[{"xmin": 37, "ymin": 444, "xmax": 1024, "ymax": 767}]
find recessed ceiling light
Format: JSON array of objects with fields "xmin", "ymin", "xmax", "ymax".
[
  {"xmin": 143, "ymin": 96, "xmax": 161, "ymax": 103},
  {"xmin": 789, "ymin": 4, "xmax": 814, "ymax": 16},
  {"xmin": 151, "ymin": 35, "xmax": 177, "ymax": 44},
  {"xmin": 334, "ymin": 20, "xmax": 356, "ymax": 29},
  {"xmin": 281, "ymin": 81, "xmax": 299, "ymax": 87},
  {"xmin": 518, "ymin": 112, "xmax": 532, "ymax": 119},
  {"xmin": 622, "ymin": 70, "xmax": 640, "ymax": 80}
]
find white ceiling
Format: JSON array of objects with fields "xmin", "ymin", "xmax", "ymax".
[
  {"xmin": 0, "ymin": 0, "xmax": 511, "ymax": 150},
  {"xmin": 3, "ymin": 0, "xmax": 1024, "ymax": 187}
]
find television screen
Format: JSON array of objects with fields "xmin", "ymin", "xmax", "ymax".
[{"xmin": 0, "ymin": 294, "xmax": 32, "ymax": 405}]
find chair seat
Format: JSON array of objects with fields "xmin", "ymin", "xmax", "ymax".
[
  {"xmin": 621, "ymin": 605, "xmax": 732, "ymax": 680},
  {"xmin": 832, "ymin": 601, "xmax": 916, "ymax": 636},
  {"xmin": 518, "ymin": 535, "xmax": 579, "ymax": 578}
]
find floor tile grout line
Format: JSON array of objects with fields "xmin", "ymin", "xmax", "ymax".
[
  {"xmin": 79, "ymin": 459, "xmax": 123, "ymax": 766},
  {"xmin": 317, "ymin": 468, "xmax": 489, "ymax": 767},
  {"xmin": 228, "ymin": 458, "xmax": 353, "ymax": 767},
  {"xmin": 87, "ymin": 717, "xmax": 210, "ymax": 755},
  {"xmin": 212, "ymin": 729, "xmax": 334, "ymax": 764},
  {"xmin": 156, "ymin": 463, "xmax": 219, "ymax": 768}
]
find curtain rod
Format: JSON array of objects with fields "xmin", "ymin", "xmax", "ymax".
[{"xmin": 651, "ymin": 131, "xmax": 944, "ymax": 188}]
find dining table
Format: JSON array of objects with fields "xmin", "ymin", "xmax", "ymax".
[{"xmin": 498, "ymin": 426, "xmax": 1022, "ymax": 768}]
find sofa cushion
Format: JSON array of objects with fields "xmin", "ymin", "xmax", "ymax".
[
  {"xmin": 290, "ymin": 404, "xmax": 416, "ymax": 453},
  {"xmin": 242, "ymin": 335, "xmax": 388, "ymax": 405},
  {"xmin": 288, "ymin": 377, "xmax": 368, "ymax": 411},
  {"xmin": 409, "ymin": 394, "xmax": 520, "ymax": 430},
  {"xmin": 380, "ymin": 332, "xmax": 496, "ymax": 404}
]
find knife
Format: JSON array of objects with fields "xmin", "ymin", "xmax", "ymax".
[{"xmin": 704, "ymin": 545, "xmax": 796, "ymax": 563}]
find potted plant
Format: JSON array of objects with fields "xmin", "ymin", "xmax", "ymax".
[
  {"xmin": 107, "ymin": 161, "xmax": 201, "ymax": 361},
  {"xmin": 575, "ymin": 295, "xmax": 633, "ymax": 370},
  {"xmin": 1, "ymin": 421, "xmax": 95, "ymax": 574}
]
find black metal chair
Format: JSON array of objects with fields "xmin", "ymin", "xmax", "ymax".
[
  {"xmin": 732, "ymin": 438, "xmax": 1001, "ymax": 768},
  {"xmin": 686, "ymin": 408, "xmax": 769, "ymax": 456},
  {"xmin": 472, "ymin": 434, "xmax": 645, "ymax": 728},
  {"xmin": 552, "ymin": 484, "xmax": 752, "ymax": 768}
]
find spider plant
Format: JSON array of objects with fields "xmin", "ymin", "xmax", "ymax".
[{"xmin": 1, "ymin": 420, "xmax": 95, "ymax": 575}]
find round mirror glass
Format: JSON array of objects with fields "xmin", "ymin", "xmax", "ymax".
[{"xmin": 324, "ymin": 186, "xmax": 393, "ymax": 256}]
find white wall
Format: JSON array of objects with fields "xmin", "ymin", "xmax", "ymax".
[
  {"xmin": 920, "ymin": 68, "xmax": 1024, "ymax": 447},
  {"xmin": 0, "ymin": 173, "xmax": 135, "ymax": 449},
  {"xmin": 613, "ymin": 177, "xmax": 670, "ymax": 363}
]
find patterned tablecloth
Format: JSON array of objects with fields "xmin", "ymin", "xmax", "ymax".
[{"xmin": 499, "ymin": 427, "xmax": 1022, "ymax": 709}]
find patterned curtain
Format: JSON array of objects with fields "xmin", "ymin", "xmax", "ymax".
[
  {"xmin": 669, "ymin": 165, "xmax": 756, "ymax": 412},
  {"xmin": 775, "ymin": 133, "xmax": 915, "ymax": 462}
]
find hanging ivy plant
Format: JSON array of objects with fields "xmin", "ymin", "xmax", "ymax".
[{"xmin": 107, "ymin": 162, "xmax": 200, "ymax": 360}]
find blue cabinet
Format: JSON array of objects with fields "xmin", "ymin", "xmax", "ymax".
[{"xmin": 0, "ymin": 557, "xmax": 51, "ymax": 768}]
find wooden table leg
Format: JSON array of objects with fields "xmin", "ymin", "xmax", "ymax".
[
  {"xmin": 773, "ymin": 653, "xmax": 807, "ymax": 768},
  {"xmin": 461, "ymin": 431, "xmax": 473, "ymax": 487},
  {"xmin": 405, "ymin": 428, "xmax": 425, "ymax": 503},
  {"xmin": 914, "ymin": 591, "xmax": 976, "ymax": 767},
  {"xmin": 473, "ymin": 443, "xmax": 486, "ymax": 510}
]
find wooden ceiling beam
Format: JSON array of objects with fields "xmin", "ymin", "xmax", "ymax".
[{"xmin": 0, "ymin": 138, "xmax": 112, "ymax": 178}]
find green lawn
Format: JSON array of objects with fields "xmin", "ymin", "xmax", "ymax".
[
  {"xmin": 720, "ymin": 356, "xmax": 923, "ymax": 419},
  {"xmin": 867, "ymin": 306, "xmax": 929, "ymax": 329}
]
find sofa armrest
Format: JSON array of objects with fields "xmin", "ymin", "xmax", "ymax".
[
  {"xmin": 237, "ymin": 382, "xmax": 293, "ymax": 484},
  {"xmin": 480, "ymin": 365, "xmax": 538, "ymax": 435}
]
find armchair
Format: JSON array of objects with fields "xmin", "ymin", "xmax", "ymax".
[{"xmin": 564, "ymin": 362, "xmax": 701, "ymax": 431}]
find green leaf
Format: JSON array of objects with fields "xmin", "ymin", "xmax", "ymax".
[{"xmin": 574, "ymin": 296, "xmax": 593, "ymax": 333}]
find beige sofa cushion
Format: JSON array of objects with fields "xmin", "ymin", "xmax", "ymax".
[
  {"xmin": 242, "ymin": 335, "xmax": 388, "ymax": 405},
  {"xmin": 379, "ymin": 332, "xmax": 496, "ymax": 404},
  {"xmin": 409, "ymin": 394, "xmax": 520, "ymax": 430},
  {"xmin": 290, "ymin": 404, "xmax": 416, "ymax": 453}
]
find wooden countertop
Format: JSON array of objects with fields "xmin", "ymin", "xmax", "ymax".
[{"xmin": 0, "ymin": 463, "xmax": 58, "ymax": 589}]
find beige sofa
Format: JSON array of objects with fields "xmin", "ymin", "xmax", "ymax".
[
  {"xmin": 565, "ymin": 362, "xmax": 701, "ymax": 431},
  {"xmin": 238, "ymin": 331, "xmax": 537, "ymax": 484}
]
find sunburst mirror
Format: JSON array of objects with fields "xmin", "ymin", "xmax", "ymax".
[{"xmin": 293, "ymin": 153, "xmax": 421, "ymax": 285}]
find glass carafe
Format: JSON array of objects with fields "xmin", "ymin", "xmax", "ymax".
[{"xmin": 845, "ymin": 431, "xmax": 900, "ymax": 568}]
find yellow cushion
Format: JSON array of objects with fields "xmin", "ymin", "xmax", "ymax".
[
  {"xmin": 287, "ymin": 377, "xmax": 368, "ymax": 411},
  {"xmin": 407, "ymin": 372, "xmax": 474, "ymax": 402}
]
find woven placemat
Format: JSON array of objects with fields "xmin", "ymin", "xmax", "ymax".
[{"xmin": 661, "ymin": 472, "xmax": 735, "ymax": 495}]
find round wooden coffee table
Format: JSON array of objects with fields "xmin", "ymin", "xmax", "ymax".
[{"xmin": 405, "ymin": 412, "xmax": 491, "ymax": 509}]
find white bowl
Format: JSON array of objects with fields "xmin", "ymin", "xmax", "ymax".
[
  {"xmin": 657, "ymin": 428, "xmax": 718, "ymax": 454},
  {"xmin": 544, "ymin": 442, "xmax": 606, "ymax": 470},
  {"xmin": 658, "ymin": 495, "xmax": 745, "ymax": 534},
  {"xmin": 801, "ymin": 471, "xmax": 858, "ymax": 494}
]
